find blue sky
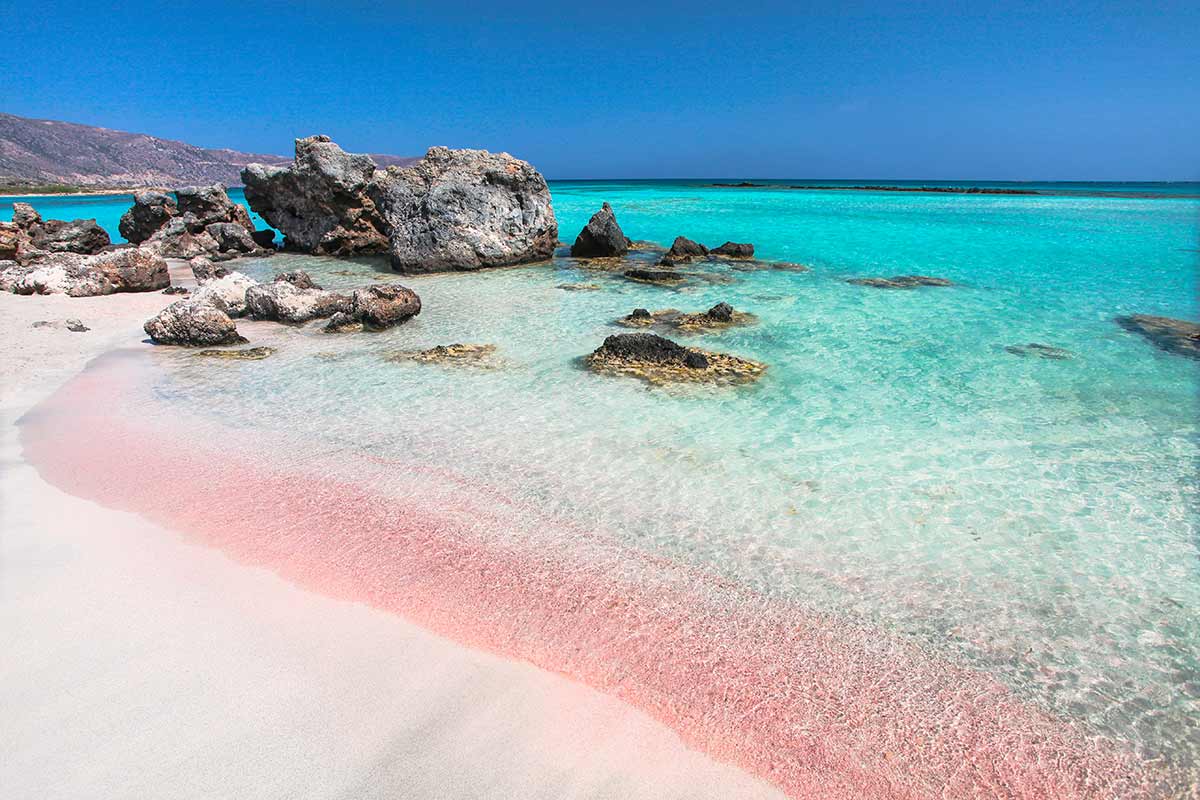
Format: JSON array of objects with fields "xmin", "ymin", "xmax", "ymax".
[{"xmin": 3, "ymin": 1, "xmax": 1197, "ymax": 179}]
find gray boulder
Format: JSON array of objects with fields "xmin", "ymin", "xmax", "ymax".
[
  {"xmin": 176, "ymin": 184, "xmax": 255, "ymax": 232},
  {"xmin": 274, "ymin": 270, "xmax": 320, "ymax": 290},
  {"xmin": 12, "ymin": 203, "xmax": 41, "ymax": 229},
  {"xmin": 27, "ymin": 218, "xmax": 110, "ymax": 255},
  {"xmin": 120, "ymin": 185, "xmax": 268, "ymax": 260},
  {"xmin": 144, "ymin": 299, "xmax": 246, "ymax": 346},
  {"xmin": 242, "ymin": 135, "xmax": 388, "ymax": 255},
  {"xmin": 571, "ymin": 202, "xmax": 630, "ymax": 258},
  {"xmin": 245, "ymin": 280, "xmax": 351, "ymax": 323},
  {"xmin": 119, "ymin": 192, "xmax": 177, "ymax": 243},
  {"xmin": 191, "ymin": 271, "xmax": 259, "ymax": 317},
  {"xmin": 189, "ymin": 256, "xmax": 228, "ymax": 282},
  {"xmin": 710, "ymin": 241, "xmax": 754, "ymax": 258},
  {"xmin": 205, "ymin": 222, "xmax": 257, "ymax": 254},
  {"xmin": 351, "ymin": 283, "xmax": 421, "ymax": 328}
]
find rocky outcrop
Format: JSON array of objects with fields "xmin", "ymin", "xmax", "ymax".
[
  {"xmin": 6, "ymin": 202, "xmax": 109, "ymax": 255},
  {"xmin": 11, "ymin": 253, "xmax": 113, "ymax": 296},
  {"xmin": 144, "ymin": 299, "xmax": 246, "ymax": 346},
  {"xmin": 571, "ymin": 203, "xmax": 630, "ymax": 258},
  {"xmin": 190, "ymin": 271, "xmax": 259, "ymax": 317},
  {"xmin": 1116, "ymin": 315, "xmax": 1200, "ymax": 360},
  {"xmin": 848, "ymin": 275, "xmax": 953, "ymax": 289},
  {"xmin": 351, "ymin": 283, "xmax": 421, "ymax": 328},
  {"xmin": 585, "ymin": 333, "xmax": 767, "ymax": 385},
  {"xmin": 119, "ymin": 185, "xmax": 272, "ymax": 261},
  {"xmin": 274, "ymin": 270, "xmax": 319, "ymax": 290},
  {"xmin": 386, "ymin": 343, "xmax": 498, "ymax": 365},
  {"xmin": 88, "ymin": 248, "xmax": 170, "ymax": 292},
  {"xmin": 0, "ymin": 260, "xmax": 30, "ymax": 291},
  {"xmin": 710, "ymin": 241, "xmax": 754, "ymax": 258},
  {"xmin": 624, "ymin": 268, "xmax": 684, "ymax": 285},
  {"xmin": 242, "ymin": 135, "xmax": 389, "ymax": 256},
  {"xmin": 188, "ymin": 256, "xmax": 228, "ymax": 282},
  {"xmin": 0, "ymin": 223, "xmax": 22, "ymax": 260},
  {"xmin": 659, "ymin": 236, "xmax": 708, "ymax": 265},
  {"xmin": 616, "ymin": 302, "xmax": 756, "ymax": 332},
  {"xmin": 245, "ymin": 280, "xmax": 351, "ymax": 323},
  {"xmin": 372, "ymin": 146, "xmax": 558, "ymax": 272},
  {"xmin": 243, "ymin": 138, "xmax": 557, "ymax": 273}
]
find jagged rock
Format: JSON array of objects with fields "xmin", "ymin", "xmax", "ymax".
[
  {"xmin": 351, "ymin": 283, "xmax": 421, "ymax": 328},
  {"xmin": 617, "ymin": 303, "xmax": 755, "ymax": 332},
  {"xmin": 0, "ymin": 223, "xmax": 24, "ymax": 260},
  {"xmin": 119, "ymin": 191, "xmax": 177, "ymax": 243},
  {"xmin": 205, "ymin": 222, "xmax": 257, "ymax": 253},
  {"xmin": 324, "ymin": 311, "xmax": 362, "ymax": 333},
  {"xmin": 1004, "ymin": 343, "xmax": 1073, "ymax": 360},
  {"xmin": 191, "ymin": 271, "xmax": 259, "ymax": 317},
  {"xmin": 848, "ymin": 275, "xmax": 953, "ymax": 289},
  {"xmin": 144, "ymin": 299, "xmax": 247, "ymax": 346},
  {"xmin": 628, "ymin": 308, "xmax": 653, "ymax": 321},
  {"xmin": 571, "ymin": 202, "xmax": 630, "ymax": 258},
  {"xmin": 12, "ymin": 203, "xmax": 41, "ymax": 228},
  {"xmin": 12, "ymin": 253, "xmax": 113, "ymax": 296},
  {"xmin": 274, "ymin": 270, "xmax": 320, "ymax": 290},
  {"xmin": 243, "ymin": 135, "xmax": 389, "ymax": 255},
  {"xmin": 27, "ymin": 218, "xmax": 110, "ymax": 254},
  {"xmin": 0, "ymin": 259, "xmax": 29, "ymax": 291},
  {"xmin": 1116, "ymin": 315, "xmax": 1200, "ymax": 360},
  {"xmin": 189, "ymin": 256, "xmax": 228, "ymax": 282},
  {"xmin": 372, "ymin": 146, "xmax": 558, "ymax": 272},
  {"xmin": 659, "ymin": 236, "xmax": 708, "ymax": 265},
  {"xmin": 245, "ymin": 280, "xmax": 351, "ymax": 323},
  {"xmin": 624, "ymin": 268, "xmax": 684, "ymax": 285},
  {"xmin": 386, "ymin": 343, "xmax": 498, "ymax": 364},
  {"xmin": 176, "ymin": 184, "xmax": 255, "ymax": 232},
  {"xmin": 710, "ymin": 241, "xmax": 754, "ymax": 258},
  {"xmin": 586, "ymin": 333, "xmax": 766, "ymax": 385},
  {"xmin": 88, "ymin": 248, "xmax": 171, "ymax": 292}
]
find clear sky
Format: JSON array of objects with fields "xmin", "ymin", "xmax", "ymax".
[{"xmin": 4, "ymin": 1, "xmax": 1197, "ymax": 180}]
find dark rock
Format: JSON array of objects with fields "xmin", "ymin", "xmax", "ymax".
[
  {"xmin": 1116, "ymin": 315, "xmax": 1200, "ymax": 360},
  {"xmin": 88, "ymin": 248, "xmax": 171, "ymax": 292},
  {"xmin": 162, "ymin": 286, "xmax": 189, "ymax": 295},
  {"xmin": 31, "ymin": 318, "xmax": 89, "ymax": 332},
  {"xmin": 28, "ymin": 218, "xmax": 110, "ymax": 254},
  {"xmin": 706, "ymin": 302, "xmax": 734, "ymax": 322},
  {"xmin": 274, "ymin": 270, "xmax": 320, "ymax": 290},
  {"xmin": 119, "ymin": 192, "xmax": 177, "ymax": 243},
  {"xmin": 372, "ymin": 145, "xmax": 558, "ymax": 272},
  {"xmin": 571, "ymin": 202, "xmax": 631, "ymax": 258},
  {"xmin": 1004, "ymin": 343, "xmax": 1073, "ymax": 360},
  {"xmin": 196, "ymin": 346, "xmax": 275, "ymax": 360},
  {"xmin": 175, "ymin": 184, "xmax": 254, "ymax": 232},
  {"xmin": 665, "ymin": 236, "xmax": 708, "ymax": 261},
  {"xmin": 351, "ymin": 283, "xmax": 421, "ymax": 328},
  {"xmin": 250, "ymin": 228, "xmax": 276, "ymax": 249},
  {"xmin": 144, "ymin": 299, "xmax": 247, "ymax": 346},
  {"xmin": 245, "ymin": 281, "xmax": 351, "ymax": 323},
  {"xmin": 205, "ymin": 222, "xmax": 257, "ymax": 253},
  {"xmin": 624, "ymin": 268, "xmax": 684, "ymax": 285},
  {"xmin": 710, "ymin": 241, "xmax": 754, "ymax": 258},
  {"xmin": 630, "ymin": 308, "xmax": 652, "ymax": 319},
  {"xmin": 242, "ymin": 135, "xmax": 389, "ymax": 256},
  {"xmin": 592, "ymin": 333, "xmax": 707, "ymax": 368}
]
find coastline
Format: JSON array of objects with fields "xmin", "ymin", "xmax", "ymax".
[{"xmin": 0, "ymin": 288, "xmax": 788, "ymax": 800}]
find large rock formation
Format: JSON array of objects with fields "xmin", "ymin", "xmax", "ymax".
[
  {"xmin": 144, "ymin": 299, "xmax": 246, "ymax": 346},
  {"xmin": 3, "ymin": 247, "xmax": 169, "ymax": 296},
  {"xmin": 245, "ymin": 279, "xmax": 351, "ymax": 324},
  {"xmin": 242, "ymin": 135, "xmax": 389, "ymax": 256},
  {"xmin": 571, "ymin": 202, "xmax": 630, "ymax": 258},
  {"xmin": 118, "ymin": 185, "xmax": 272, "ymax": 261},
  {"xmin": 242, "ymin": 138, "xmax": 558, "ymax": 273},
  {"xmin": 351, "ymin": 283, "xmax": 421, "ymax": 328},
  {"xmin": 5, "ymin": 203, "xmax": 110, "ymax": 255}
]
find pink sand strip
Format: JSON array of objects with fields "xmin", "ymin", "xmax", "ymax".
[{"xmin": 21, "ymin": 360, "xmax": 1151, "ymax": 800}]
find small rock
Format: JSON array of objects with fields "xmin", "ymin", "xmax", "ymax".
[
  {"xmin": 710, "ymin": 241, "xmax": 754, "ymax": 258},
  {"xmin": 1005, "ymin": 343, "xmax": 1073, "ymax": 360},
  {"xmin": 324, "ymin": 311, "xmax": 362, "ymax": 333},
  {"xmin": 386, "ymin": 343, "xmax": 498, "ymax": 364},
  {"xmin": 1116, "ymin": 315, "xmax": 1200, "ymax": 360},
  {"xmin": 191, "ymin": 271, "xmax": 259, "ymax": 317},
  {"xmin": 705, "ymin": 302, "xmax": 734, "ymax": 322},
  {"xmin": 556, "ymin": 282, "xmax": 603, "ymax": 291},
  {"xmin": 571, "ymin": 202, "xmax": 631, "ymax": 258},
  {"xmin": 144, "ymin": 299, "xmax": 247, "ymax": 346},
  {"xmin": 31, "ymin": 318, "xmax": 90, "ymax": 332},
  {"xmin": 585, "ymin": 333, "xmax": 767, "ymax": 385},
  {"xmin": 848, "ymin": 275, "xmax": 953, "ymax": 289},
  {"xmin": 189, "ymin": 256, "xmax": 229, "ymax": 282},
  {"xmin": 162, "ymin": 286, "xmax": 190, "ymax": 295},
  {"xmin": 624, "ymin": 268, "xmax": 684, "ymax": 285}
]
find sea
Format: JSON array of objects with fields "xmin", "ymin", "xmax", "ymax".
[{"xmin": 8, "ymin": 180, "xmax": 1200, "ymax": 797}]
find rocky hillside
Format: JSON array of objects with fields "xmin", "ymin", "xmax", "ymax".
[{"xmin": 0, "ymin": 113, "xmax": 415, "ymax": 189}]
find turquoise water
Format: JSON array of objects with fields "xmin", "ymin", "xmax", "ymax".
[{"xmin": 10, "ymin": 183, "xmax": 1200, "ymax": 790}]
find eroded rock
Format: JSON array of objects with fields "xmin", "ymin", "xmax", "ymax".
[
  {"xmin": 191, "ymin": 271, "xmax": 259, "ymax": 317},
  {"xmin": 710, "ymin": 241, "xmax": 754, "ymax": 258},
  {"xmin": 89, "ymin": 248, "xmax": 171, "ymax": 292},
  {"xmin": 624, "ymin": 268, "xmax": 684, "ymax": 285},
  {"xmin": 571, "ymin": 202, "xmax": 630, "ymax": 258},
  {"xmin": 144, "ymin": 299, "xmax": 246, "ymax": 346},
  {"xmin": 386, "ymin": 343, "xmax": 498, "ymax": 365},
  {"xmin": 351, "ymin": 283, "xmax": 421, "ymax": 328},
  {"xmin": 196, "ymin": 346, "xmax": 275, "ymax": 360},
  {"xmin": 586, "ymin": 333, "xmax": 766, "ymax": 385},
  {"xmin": 245, "ymin": 280, "xmax": 351, "ymax": 323}
]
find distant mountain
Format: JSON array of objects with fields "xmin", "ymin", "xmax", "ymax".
[{"xmin": 0, "ymin": 112, "xmax": 416, "ymax": 189}]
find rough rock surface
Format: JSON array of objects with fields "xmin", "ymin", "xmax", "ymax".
[
  {"xmin": 16, "ymin": 210, "xmax": 110, "ymax": 255},
  {"xmin": 660, "ymin": 236, "xmax": 708, "ymax": 265},
  {"xmin": 191, "ymin": 271, "xmax": 259, "ymax": 317},
  {"xmin": 120, "ymin": 185, "xmax": 270, "ymax": 261},
  {"xmin": 571, "ymin": 203, "xmax": 630, "ymax": 258},
  {"xmin": 242, "ymin": 135, "xmax": 389, "ymax": 256},
  {"xmin": 624, "ymin": 268, "xmax": 684, "ymax": 285},
  {"xmin": 88, "ymin": 248, "xmax": 171, "ymax": 292},
  {"xmin": 0, "ymin": 259, "xmax": 30, "ymax": 291},
  {"xmin": 205, "ymin": 222, "xmax": 257, "ymax": 254},
  {"xmin": 0, "ymin": 223, "xmax": 23, "ymax": 260},
  {"xmin": 12, "ymin": 202, "xmax": 41, "ymax": 229},
  {"xmin": 144, "ymin": 299, "xmax": 246, "ymax": 346},
  {"xmin": 119, "ymin": 192, "xmax": 177, "ymax": 243},
  {"xmin": 386, "ymin": 344, "xmax": 498, "ymax": 365},
  {"xmin": 274, "ymin": 270, "xmax": 320, "ymax": 290},
  {"xmin": 372, "ymin": 146, "xmax": 558, "ymax": 272},
  {"xmin": 592, "ymin": 333, "xmax": 709, "ymax": 368},
  {"xmin": 245, "ymin": 280, "xmax": 351, "ymax": 323},
  {"xmin": 351, "ymin": 283, "xmax": 421, "ymax": 328},
  {"xmin": 586, "ymin": 333, "xmax": 766, "ymax": 385},
  {"xmin": 1116, "ymin": 315, "xmax": 1200, "ymax": 360},
  {"xmin": 324, "ymin": 311, "xmax": 362, "ymax": 333},
  {"xmin": 710, "ymin": 241, "xmax": 755, "ymax": 258}
]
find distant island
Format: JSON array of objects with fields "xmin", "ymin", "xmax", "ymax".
[
  {"xmin": 710, "ymin": 182, "xmax": 1037, "ymax": 194},
  {"xmin": 0, "ymin": 112, "xmax": 416, "ymax": 192}
]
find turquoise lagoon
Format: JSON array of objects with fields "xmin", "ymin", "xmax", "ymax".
[{"xmin": 10, "ymin": 182, "xmax": 1200, "ymax": 789}]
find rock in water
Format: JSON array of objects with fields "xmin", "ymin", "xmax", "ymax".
[
  {"xmin": 660, "ymin": 236, "xmax": 708, "ymax": 265},
  {"xmin": 1116, "ymin": 315, "xmax": 1200, "ymax": 360},
  {"xmin": 27, "ymin": 218, "xmax": 110, "ymax": 254},
  {"xmin": 624, "ymin": 268, "xmax": 684, "ymax": 285},
  {"xmin": 245, "ymin": 281, "xmax": 351, "ymax": 323},
  {"xmin": 242, "ymin": 135, "xmax": 389, "ymax": 256},
  {"xmin": 571, "ymin": 202, "xmax": 630, "ymax": 258},
  {"xmin": 848, "ymin": 275, "xmax": 953, "ymax": 289},
  {"xmin": 274, "ymin": 270, "xmax": 320, "ymax": 290},
  {"xmin": 88, "ymin": 248, "xmax": 171, "ymax": 292},
  {"xmin": 119, "ymin": 192, "xmax": 177, "ymax": 243},
  {"xmin": 592, "ymin": 333, "xmax": 709, "ymax": 369},
  {"xmin": 144, "ymin": 299, "xmax": 247, "ymax": 346},
  {"xmin": 351, "ymin": 283, "xmax": 421, "ymax": 328},
  {"xmin": 710, "ymin": 241, "xmax": 755, "ymax": 258},
  {"xmin": 371, "ymin": 146, "xmax": 558, "ymax": 272}
]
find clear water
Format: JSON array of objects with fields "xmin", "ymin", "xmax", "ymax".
[{"xmin": 11, "ymin": 183, "xmax": 1200, "ymax": 790}]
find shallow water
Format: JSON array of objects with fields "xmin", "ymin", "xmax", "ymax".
[{"xmin": 13, "ymin": 182, "xmax": 1200, "ymax": 795}]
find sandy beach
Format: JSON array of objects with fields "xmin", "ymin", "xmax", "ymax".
[{"xmin": 0, "ymin": 283, "xmax": 786, "ymax": 800}]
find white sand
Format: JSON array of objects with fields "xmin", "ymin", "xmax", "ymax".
[{"xmin": 0, "ymin": 285, "xmax": 785, "ymax": 799}]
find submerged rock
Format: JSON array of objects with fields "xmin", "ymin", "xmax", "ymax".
[
  {"xmin": 586, "ymin": 333, "xmax": 765, "ymax": 385},
  {"xmin": 386, "ymin": 343, "xmax": 498, "ymax": 364},
  {"xmin": 710, "ymin": 241, "xmax": 755, "ymax": 258},
  {"xmin": 196, "ymin": 346, "xmax": 275, "ymax": 360},
  {"xmin": 120, "ymin": 185, "xmax": 270, "ymax": 261},
  {"xmin": 848, "ymin": 275, "xmax": 953, "ymax": 289},
  {"xmin": 556, "ymin": 282, "xmax": 603, "ymax": 291},
  {"xmin": 1116, "ymin": 315, "xmax": 1200, "ymax": 360},
  {"xmin": 245, "ymin": 280, "xmax": 351, "ymax": 323},
  {"xmin": 119, "ymin": 191, "xmax": 176, "ymax": 243},
  {"xmin": 244, "ymin": 138, "xmax": 558, "ymax": 273},
  {"xmin": 571, "ymin": 202, "xmax": 631, "ymax": 258},
  {"xmin": 144, "ymin": 299, "xmax": 246, "ymax": 346},
  {"xmin": 351, "ymin": 283, "xmax": 421, "ymax": 328},
  {"xmin": 624, "ymin": 268, "xmax": 685, "ymax": 285},
  {"xmin": 1005, "ymin": 343, "xmax": 1074, "ymax": 360}
]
